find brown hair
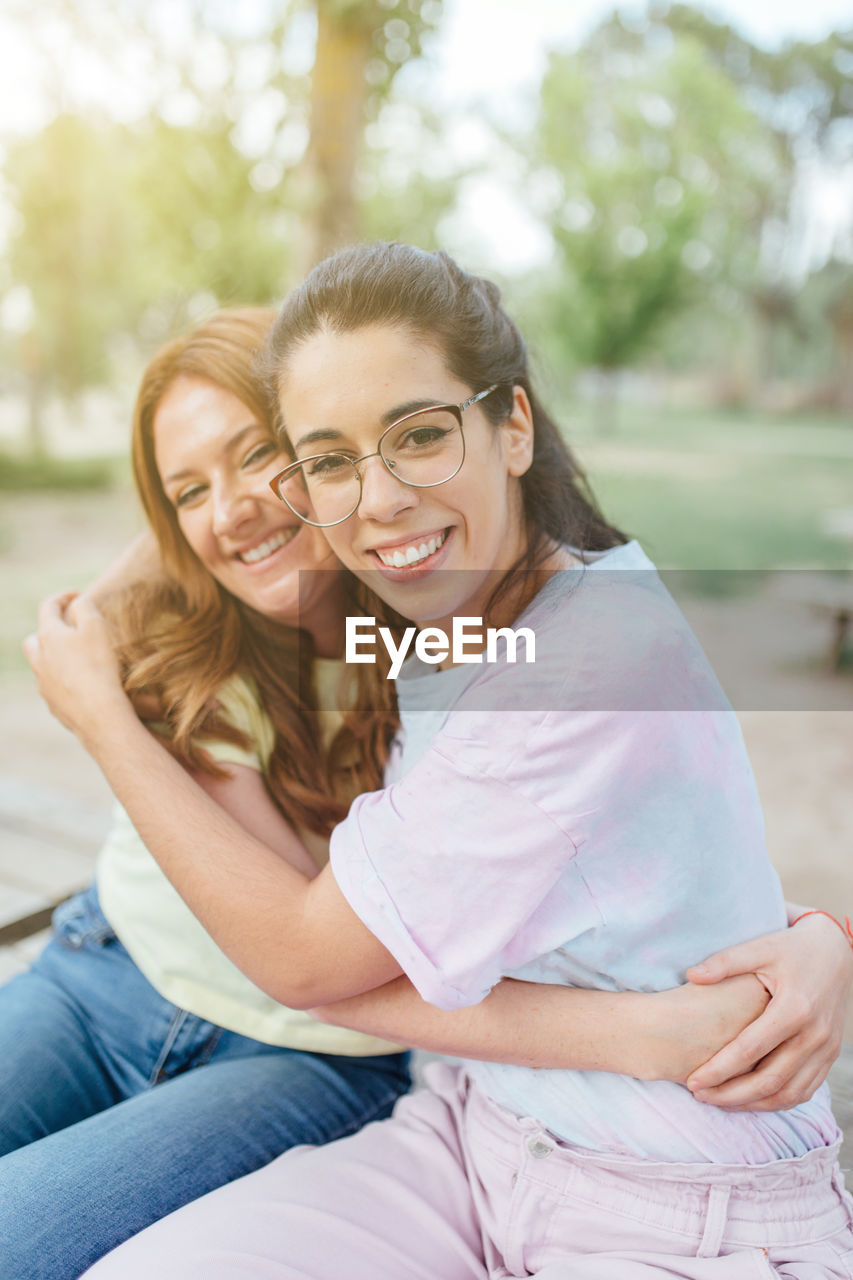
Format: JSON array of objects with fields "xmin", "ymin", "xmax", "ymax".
[
  {"xmin": 110, "ymin": 307, "xmax": 396, "ymax": 836},
  {"xmin": 264, "ymin": 243, "xmax": 627, "ymax": 585}
]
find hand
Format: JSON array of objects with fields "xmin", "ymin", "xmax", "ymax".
[
  {"xmin": 24, "ymin": 592, "xmax": 131, "ymax": 743},
  {"xmin": 684, "ymin": 913, "xmax": 853, "ymax": 1111},
  {"xmin": 637, "ymin": 975, "xmax": 769, "ymax": 1084}
]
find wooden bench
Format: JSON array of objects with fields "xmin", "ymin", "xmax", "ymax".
[{"xmin": 0, "ymin": 776, "xmax": 105, "ymax": 946}]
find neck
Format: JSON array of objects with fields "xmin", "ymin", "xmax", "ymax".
[{"xmin": 428, "ymin": 541, "xmax": 575, "ymax": 668}]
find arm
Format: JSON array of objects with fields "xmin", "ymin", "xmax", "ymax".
[
  {"xmin": 311, "ymin": 972, "xmax": 768, "ymax": 1082},
  {"xmin": 28, "ymin": 593, "xmax": 405, "ymax": 1008},
  {"xmin": 24, "ymin": 595, "xmax": 850, "ymax": 1099},
  {"xmin": 80, "ymin": 531, "xmax": 163, "ymax": 607},
  {"xmin": 26, "ymin": 594, "xmax": 771, "ymax": 1077},
  {"xmin": 189, "ymin": 759, "xmax": 767, "ymax": 1078},
  {"xmin": 189, "ymin": 762, "xmax": 320, "ymax": 881}
]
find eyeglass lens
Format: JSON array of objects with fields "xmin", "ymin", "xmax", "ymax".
[{"xmin": 279, "ymin": 408, "xmax": 464, "ymax": 526}]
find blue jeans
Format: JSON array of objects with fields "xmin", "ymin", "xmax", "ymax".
[{"xmin": 0, "ymin": 886, "xmax": 410, "ymax": 1280}]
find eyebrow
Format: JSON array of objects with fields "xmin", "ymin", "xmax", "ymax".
[
  {"xmin": 162, "ymin": 423, "xmax": 263, "ymax": 485},
  {"xmin": 291, "ymin": 398, "xmax": 448, "ymax": 455}
]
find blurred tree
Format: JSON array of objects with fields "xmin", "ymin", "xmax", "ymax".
[
  {"xmin": 4, "ymin": 114, "xmax": 290, "ymax": 451},
  {"xmin": 127, "ymin": 117, "xmax": 293, "ymax": 329},
  {"xmin": 303, "ymin": 0, "xmax": 443, "ymax": 264},
  {"xmin": 661, "ymin": 6, "xmax": 853, "ymax": 160},
  {"xmin": 1, "ymin": 0, "xmax": 451, "ymax": 453},
  {"xmin": 576, "ymin": 6, "xmax": 853, "ymax": 390},
  {"xmin": 531, "ymin": 20, "xmax": 779, "ymax": 428},
  {"xmin": 824, "ymin": 267, "xmax": 853, "ymax": 411},
  {"xmin": 5, "ymin": 116, "xmax": 138, "ymax": 452}
]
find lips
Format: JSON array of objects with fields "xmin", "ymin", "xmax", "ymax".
[
  {"xmin": 237, "ymin": 527, "xmax": 299, "ymax": 564},
  {"xmin": 373, "ymin": 529, "xmax": 448, "ymax": 569},
  {"xmin": 363, "ymin": 528, "xmax": 454, "ymax": 582}
]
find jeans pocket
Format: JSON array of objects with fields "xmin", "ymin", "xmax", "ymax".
[{"xmin": 52, "ymin": 887, "xmax": 117, "ymax": 950}]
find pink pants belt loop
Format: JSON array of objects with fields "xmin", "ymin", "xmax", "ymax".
[{"xmin": 697, "ymin": 1184, "xmax": 733, "ymax": 1258}]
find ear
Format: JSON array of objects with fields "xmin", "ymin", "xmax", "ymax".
[{"xmin": 501, "ymin": 385, "xmax": 535, "ymax": 478}]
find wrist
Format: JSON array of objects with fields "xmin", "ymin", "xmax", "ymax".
[
  {"xmin": 791, "ymin": 909, "xmax": 853, "ymax": 950},
  {"xmin": 76, "ymin": 690, "xmax": 138, "ymax": 754},
  {"xmin": 621, "ymin": 990, "xmax": 667, "ymax": 1081}
]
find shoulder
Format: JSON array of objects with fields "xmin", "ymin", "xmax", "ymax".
[{"xmin": 455, "ymin": 541, "xmax": 727, "ymax": 723}]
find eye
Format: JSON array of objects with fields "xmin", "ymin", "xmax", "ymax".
[
  {"xmin": 400, "ymin": 426, "xmax": 451, "ymax": 448},
  {"xmin": 175, "ymin": 483, "xmax": 206, "ymax": 508},
  {"xmin": 242, "ymin": 441, "xmax": 278, "ymax": 468},
  {"xmin": 306, "ymin": 453, "xmax": 352, "ymax": 478}
]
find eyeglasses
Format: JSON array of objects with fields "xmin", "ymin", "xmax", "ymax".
[{"xmin": 269, "ymin": 384, "xmax": 501, "ymax": 527}]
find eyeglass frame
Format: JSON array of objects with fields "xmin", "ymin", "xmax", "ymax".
[{"xmin": 268, "ymin": 382, "xmax": 503, "ymax": 527}]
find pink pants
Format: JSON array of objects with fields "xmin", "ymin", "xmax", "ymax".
[{"xmin": 85, "ymin": 1064, "xmax": 853, "ymax": 1278}]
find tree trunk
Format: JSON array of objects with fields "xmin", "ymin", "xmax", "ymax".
[{"xmin": 302, "ymin": 3, "xmax": 374, "ymax": 270}]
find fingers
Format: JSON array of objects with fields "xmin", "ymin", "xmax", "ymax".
[
  {"xmin": 686, "ymin": 931, "xmax": 784, "ymax": 985},
  {"xmin": 718, "ymin": 1064, "xmax": 828, "ymax": 1112},
  {"xmin": 37, "ymin": 590, "xmax": 72, "ymax": 630},
  {"xmin": 66, "ymin": 593, "xmax": 103, "ymax": 625},
  {"xmin": 686, "ymin": 1000, "xmax": 793, "ymax": 1091},
  {"xmin": 690, "ymin": 1040, "xmax": 829, "ymax": 1112},
  {"xmin": 22, "ymin": 632, "xmax": 39, "ymax": 670}
]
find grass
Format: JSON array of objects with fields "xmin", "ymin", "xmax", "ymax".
[
  {"xmin": 0, "ymin": 452, "xmax": 118, "ymax": 492},
  {"xmin": 563, "ymin": 405, "xmax": 853, "ymax": 572}
]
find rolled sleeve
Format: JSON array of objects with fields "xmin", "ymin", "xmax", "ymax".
[{"xmin": 329, "ymin": 717, "xmax": 593, "ymax": 1010}]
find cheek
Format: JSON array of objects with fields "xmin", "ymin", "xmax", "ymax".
[
  {"xmin": 176, "ymin": 510, "xmax": 216, "ymax": 569},
  {"xmin": 317, "ymin": 524, "xmax": 356, "ymax": 569},
  {"xmin": 306, "ymin": 527, "xmax": 339, "ymax": 566}
]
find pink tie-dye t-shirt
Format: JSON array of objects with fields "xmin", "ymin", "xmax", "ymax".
[{"xmin": 330, "ymin": 542, "xmax": 839, "ymax": 1162}]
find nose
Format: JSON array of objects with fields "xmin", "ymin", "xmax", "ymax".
[
  {"xmin": 355, "ymin": 454, "xmax": 417, "ymax": 524},
  {"xmin": 211, "ymin": 475, "xmax": 260, "ymax": 539}
]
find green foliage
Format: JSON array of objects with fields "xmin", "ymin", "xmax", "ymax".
[
  {"xmin": 0, "ymin": 450, "xmax": 116, "ymax": 491},
  {"xmin": 1, "ymin": 0, "xmax": 448, "ymax": 427},
  {"xmin": 533, "ymin": 24, "xmax": 780, "ymax": 375},
  {"xmin": 4, "ymin": 112, "xmax": 294, "ymax": 406},
  {"xmin": 126, "ymin": 117, "xmax": 293, "ymax": 323},
  {"xmin": 662, "ymin": 6, "xmax": 853, "ymax": 154},
  {"xmin": 5, "ymin": 116, "xmax": 140, "ymax": 394}
]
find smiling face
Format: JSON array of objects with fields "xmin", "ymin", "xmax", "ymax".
[
  {"xmin": 280, "ymin": 325, "xmax": 535, "ymax": 630},
  {"xmin": 154, "ymin": 376, "xmax": 344, "ymax": 648}
]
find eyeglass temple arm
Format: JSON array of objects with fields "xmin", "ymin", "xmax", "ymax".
[{"xmin": 459, "ymin": 383, "xmax": 501, "ymax": 412}]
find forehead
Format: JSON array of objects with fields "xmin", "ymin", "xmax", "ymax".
[
  {"xmin": 153, "ymin": 377, "xmax": 261, "ymax": 471},
  {"xmin": 279, "ymin": 325, "xmax": 465, "ymax": 444}
]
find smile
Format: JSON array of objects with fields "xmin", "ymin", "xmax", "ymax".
[
  {"xmin": 238, "ymin": 528, "xmax": 298, "ymax": 564},
  {"xmin": 373, "ymin": 530, "xmax": 447, "ymax": 569}
]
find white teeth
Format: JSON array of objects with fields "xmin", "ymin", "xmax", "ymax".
[
  {"xmin": 239, "ymin": 529, "xmax": 294, "ymax": 564},
  {"xmin": 376, "ymin": 530, "xmax": 446, "ymax": 569}
]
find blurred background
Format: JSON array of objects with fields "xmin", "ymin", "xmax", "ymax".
[{"xmin": 0, "ymin": 1, "xmax": 851, "ymax": 1036}]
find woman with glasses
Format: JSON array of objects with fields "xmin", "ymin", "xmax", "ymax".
[
  {"xmin": 7, "ymin": 305, "xmax": 798, "ymax": 1280},
  {"xmin": 28, "ymin": 245, "xmax": 853, "ymax": 1278}
]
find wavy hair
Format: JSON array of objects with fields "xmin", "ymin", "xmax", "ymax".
[{"xmin": 108, "ymin": 308, "xmax": 397, "ymax": 837}]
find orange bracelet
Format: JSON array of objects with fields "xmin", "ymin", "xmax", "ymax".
[{"xmin": 790, "ymin": 909, "xmax": 853, "ymax": 948}]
